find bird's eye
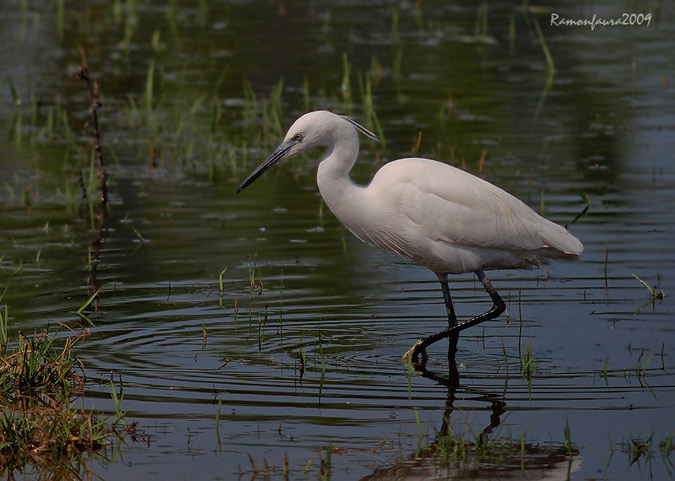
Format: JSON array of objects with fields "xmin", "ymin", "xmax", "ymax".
[{"xmin": 293, "ymin": 133, "xmax": 303, "ymax": 142}]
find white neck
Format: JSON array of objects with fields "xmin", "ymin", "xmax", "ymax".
[{"xmin": 316, "ymin": 127, "xmax": 368, "ymax": 232}]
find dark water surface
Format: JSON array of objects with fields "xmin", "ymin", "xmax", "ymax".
[{"xmin": 1, "ymin": 1, "xmax": 673, "ymax": 480}]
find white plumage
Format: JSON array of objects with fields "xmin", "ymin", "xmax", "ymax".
[
  {"xmin": 238, "ymin": 110, "xmax": 583, "ymax": 362},
  {"xmin": 325, "ymin": 156, "xmax": 581, "ymax": 274}
]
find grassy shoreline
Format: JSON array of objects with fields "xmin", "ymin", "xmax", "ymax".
[{"xmin": 0, "ymin": 322, "xmax": 124, "ymax": 479}]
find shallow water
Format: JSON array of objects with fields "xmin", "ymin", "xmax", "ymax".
[{"xmin": 1, "ymin": 1, "xmax": 674, "ymax": 480}]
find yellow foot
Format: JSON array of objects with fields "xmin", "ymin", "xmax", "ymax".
[{"xmin": 402, "ymin": 340, "xmax": 427, "ymax": 363}]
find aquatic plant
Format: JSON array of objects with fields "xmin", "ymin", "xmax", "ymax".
[
  {"xmin": 0, "ymin": 302, "xmax": 7, "ymax": 350},
  {"xmin": 632, "ymin": 273, "xmax": 667, "ymax": 302},
  {"xmin": 0, "ymin": 327, "xmax": 123, "ymax": 479},
  {"xmin": 621, "ymin": 431, "xmax": 675, "ymax": 473},
  {"xmin": 318, "ymin": 441, "xmax": 332, "ymax": 480},
  {"xmin": 521, "ymin": 343, "xmax": 536, "ymax": 398},
  {"xmin": 76, "ymin": 288, "xmax": 100, "ymax": 326},
  {"xmin": 531, "ymin": 11, "xmax": 555, "ymax": 76}
]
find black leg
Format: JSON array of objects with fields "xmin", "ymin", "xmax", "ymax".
[
  {"xmin": 437, "ymin": 273, "xmax": 458, "ymax": 327},
  {"xmin": 403, "ymin": 269, "xmax": 506, "ymax": 363},
  {"xmin": 437, "ymin": 273, "xmax": 460, "ymax": 364}
]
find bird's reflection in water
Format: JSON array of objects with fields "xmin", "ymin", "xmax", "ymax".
[
  {"xmin": 361, "ymin": 344, "xmax": 581, "ymax": 481},
  {"xmin": 423, "ymin": 348, "xmax": 506, "ymax": 448}
]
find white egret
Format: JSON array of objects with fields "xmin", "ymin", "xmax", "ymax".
[{"xmin": 237, "ymin": 111, "xmax": 583, "ymax": 362}]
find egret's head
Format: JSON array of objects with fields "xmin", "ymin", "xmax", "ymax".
[{"xmin": 237, "ymin": 111, "xmax": 377, "ymax": 193}]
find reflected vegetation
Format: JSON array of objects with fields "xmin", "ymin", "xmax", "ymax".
[{"xmin": 1, "ymin": 0, "xmax": 674, "ymax": 479}]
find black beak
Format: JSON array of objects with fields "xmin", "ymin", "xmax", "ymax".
[{"xmin": 237, "ymin": 139, "xmax": 298, "ymax": 193}]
